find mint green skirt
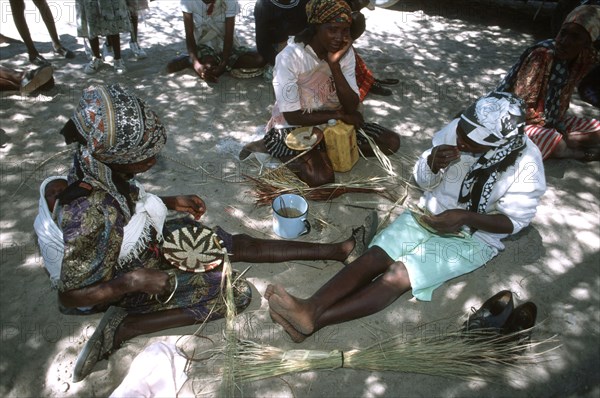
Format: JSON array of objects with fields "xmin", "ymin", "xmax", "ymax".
[{"xmin": 369, "ymin": 212, "xmax": 496, "ymax": 301}]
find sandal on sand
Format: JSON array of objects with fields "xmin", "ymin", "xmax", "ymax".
[
  {"xmin": 53, "ymin": 45, "xmax": 75, "ymax": 59},
  {"xmin": 72, "ymin": 306, "xmax": 128, "ymax": 382},
  {"xmin": 21, "ymin": 65, "xmax": 53, "ymax": 94},
  {"xmin": 30, "ymin": 54, "xmax": 51, "ymax": 67},
  {"xmin": 374, "ymin": 78, "xmax": 399, "ymax": 86},
  {"xmin": 344, "ymin": 210, "xmax": 378, "ymax": 265}
]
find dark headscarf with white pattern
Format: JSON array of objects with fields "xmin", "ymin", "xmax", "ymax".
[{"xmin": 65, "ymin": 84, "xmax": 166, "ymax": 220}]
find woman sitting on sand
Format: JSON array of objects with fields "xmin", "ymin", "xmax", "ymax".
[
  {"xmin": 242, "ymin": 0, "xmax": 400, "ymax": 187},
  {"xmin": 34, "ymin": 84, "xmax": 377, "ymax": 382},
  {"xmin": 265, "ymin": 92, "xmax": 546, "ymax": 342},
  {"xmin": 496, "ymin": 5, "xmax": 600, "ymax": 161}
]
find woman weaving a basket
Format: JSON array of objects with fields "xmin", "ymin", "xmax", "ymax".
[
  {"xmin": 265, "ymin": 92, "xmax": 547, "ymax": 342},
  {"xmin": 34, "ymin": 84, "xmax": 377, "ymax": 382},
  {"xmin": 241, "ymin": 0, "xmax": 400, "ymax": 187}
]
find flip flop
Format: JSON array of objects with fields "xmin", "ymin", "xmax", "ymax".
[
  {"xmin": 374, "ymin": 78, "xmax": 400, "ymax": 86},
  {"xmin": 21, "ymin": 65, "xmax": 53, "ymax": 94},
  {"xmin": 344, "ymin": 210, "xmax": 379, "ymax": 265},
  {"xmin": 72, "ymin": 306, "xmax": 128, "ymax": 382},
  {"xmin": 53, "ymin": 46, "xmax": 75, "ymax": 59}
]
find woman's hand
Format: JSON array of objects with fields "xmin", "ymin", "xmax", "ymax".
[
  {"xmin": 162, "ymin": 195, "xmax": 206, "ymax": 219},
  {"xmin": 422, "ymin": 209, "xmax": 468, "ymax": 234},
  {"xmin": 339, "ymin": 111, "xmax": 364, "ymax": 127},
  {"xmin": 129, "ymin": 269, "xmax": 173, "ymax": 296},
  {"xmin": 427, "ymin": 145, "xmax": 461, "ymax": 173},
  {"xmin": 327, "ymin": 34, "xmax": 352, "ymax": 65},
  {"xmin": 192, "ymin": 60, "xmax": 218, "ymax": 82}
]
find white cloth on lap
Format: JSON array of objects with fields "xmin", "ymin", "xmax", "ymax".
[{"xmin": 110, "ymin": 341, "xmax": 189, "ymax": 398}]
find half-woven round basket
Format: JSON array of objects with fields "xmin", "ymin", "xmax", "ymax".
[{"xmin": 162, "ymin": 221, "xmax": 225, "ymax": 273}]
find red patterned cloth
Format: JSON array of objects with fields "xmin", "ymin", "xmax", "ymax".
[{"xmin": 355, "ymin": 51, "xmax": 374, "ymax": 101}]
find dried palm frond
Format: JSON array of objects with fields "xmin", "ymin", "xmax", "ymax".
[{"xmin": 357, "ymin": 128, "xmax": 396, "ymax": 176}]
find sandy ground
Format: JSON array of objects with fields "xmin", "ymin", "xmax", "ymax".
[{"xmin": 1, "ymin": 0, "xmax": 599, "ymax": 397}]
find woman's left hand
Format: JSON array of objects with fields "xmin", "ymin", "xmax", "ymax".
[
  {"xmin": 422, "ymin": 209, "xmax": 468, "ymax": 234},
  {"xmin": 328, "ymin": 35, "xmax": 352, "ymax": 65},
  {"xmin": 166, "ymin": 195, "xmax": 206, "ymax": 219}
]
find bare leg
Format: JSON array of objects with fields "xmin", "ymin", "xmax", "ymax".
[
  {"xmin": 108, "ymin": 34, "xmax": 121, "ymax": 60},
  {"xmin": 32, "ymin": 0, "xmax": 61, "ymax": 48},
  {"xmin": 230, "ymin": 233, "xmax": 355, "ymax": 263},
  {"xmin": 232, "ymin": 52, "xmax": 266, "ymax": 69},
  {"xmin": 358, "ymin": 129, "xmax": 401, "ymax": 157},
  {"xmin": 9, "ymin": 0, "xmax": 40, "ymax": 60},
  {"xmin": 549, "ymin": 139, "xmax": 586, "ymax": 160},
  {"xmin": 130, "ymin": 13, "xmax": 139, "ymax": 43},
  {"xmin": 113, "ymin": 308, "xmax": 198, "ymax": 348},
  {"xmin": 282, "ymin": 149, "xmax": 335, "ymax": 187},
  {"xmin": 0, "ymin": 66, "xmax": 23, "ymax": 90},
  {"xmin": 267, "ymin": 246, "xmax": 396, "ymax": 335},
  {"xmin": 89, "ymin": 37, "xmax": 101, "ymax": 58}
]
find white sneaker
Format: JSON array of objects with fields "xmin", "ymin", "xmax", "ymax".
[
  {"xmin": 84, "ymin": 57, "xmax": 103, "ymax": 74},
  {"xmin": 114, "ymin": 59, "xmax": 127, "ymax": 74},
  {"xmin": 129, "ymin": 41, "xmax": 147, "ymax": 59},
  {"xmin": 102, "ymin": 43, "xmax": 114, "ymax": 63}
]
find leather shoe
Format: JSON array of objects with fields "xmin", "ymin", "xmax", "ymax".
[
  {"xmin": 462, "ymin": 290, "xmax": 514, "ymax": 332},
  {"xmin": 369, "ymin": 81, "xmax": 392, "ymax": 96},
  {"xmin": 502, "ymin": 302, "xmax": 537, "ymax": 341}
]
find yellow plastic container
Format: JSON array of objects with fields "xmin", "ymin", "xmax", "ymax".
[{"xmin": 323, "ymin": 119, "xmax": 359, "ymax": 172}]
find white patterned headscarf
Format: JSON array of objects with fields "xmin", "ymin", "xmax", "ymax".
[{"xmin": 458, "ymin": 92, "xmax": 527, "ymax": 214}]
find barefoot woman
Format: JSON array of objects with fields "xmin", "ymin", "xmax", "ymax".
[
  {"xmin": 242, "ymin": 0, "xmax": 400, "ymax": 187},
  {"xmin": 266, "ymin": 92, "xmax": 547, "ymax": 342},
  {"xmin": 35, "ymin": 84, "xmax": 375, "ymax": 381}
]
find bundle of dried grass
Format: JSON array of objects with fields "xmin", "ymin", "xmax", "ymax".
[
  {"xmin": 201, "ymin": 330, "xmax": 557, "ymax": 391},
  {"xmin": 246, "ymin": 168, "xmax": 399, "ymax": 205}
]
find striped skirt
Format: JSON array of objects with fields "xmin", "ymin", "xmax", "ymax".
[
  {"xmin": 264, "ymin": 122, "xmax": 390, "ymax": 158},
  {"xmin": 526, "ymin": 116, "xmax": 600, "ymax": 159}
]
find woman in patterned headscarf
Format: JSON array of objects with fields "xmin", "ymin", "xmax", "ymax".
[
  {"xmin": 497, "ymin": 5, "xmax": 600, "ymax": 161},
  {"xmin": 37, "ymin": 84, "xmax": 376, "ymax": 382},
  {"xmin": 242, "ymin": 0, "xmax": 400, "ymax": 187},
  {"xmin": 265, "ymin": 92, "xmax": 546, "ymax": 343}
]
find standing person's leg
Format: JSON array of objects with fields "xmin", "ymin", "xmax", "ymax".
[
  {"xmin": 127, "ymin": 0, "xmax": 148, "ymax": 59},
  {"xmin": 109, "ymin": 34, "xmax": 128, "ymax": 74},
  {"xmin": 84, "ymin": 37, "xmax": 104, "ymax": 74},
  {"xmin": 32, "ymin": 0, "xmax": 74, "ymax": 57},
  {"xmin": 8, "ymin": 0, "xmax": 47, "ymax": 64}
]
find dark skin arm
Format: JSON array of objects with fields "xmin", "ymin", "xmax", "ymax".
[
  {"xmin": 183, "ymin": 11, "xmax": 217, "ymax": 82},
  {"xmin": 283, "ymin": 109, "xmax": 364, "ymax": 127},
  {"xmin": 209, "ymin": 16, "xmax": 235, "ymax": 80},
  {"xmin": 427, "ymin": 144, "xmax": 461, "ymax": 174},
  {"xmin": 327, "ymin": 37, "xmax": 359, "ymax": 113},
  {"xmin": 59, "ymin": 195, "xmax": 206, "ymax": 308},
  {"xmin": 283, "ymin": 27, "xmax": 360, "ymax": 127},
  {"xmin": 423, "ymin": 209, "xmax": 514, "ymax": 235},
  {"xmin": 58, "ymin": 268, "xmax": 172, "ymax": 308},
  {"xmin": 160, "ymin": 194, "xmax": 206, "ymax": 220}
]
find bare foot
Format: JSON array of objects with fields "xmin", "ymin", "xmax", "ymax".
[
  {"xmin": 239, "ymin": 140, "xmax": 268, "ymax": 160},
  {"xmin": 267, "ymin": 284, "xmax": 315, "ymax": 335},
  {"xmin": 269, "ymin": 309, "xmax": 307, "ymax": 343},
  {"xmin": 264, "ymin": 284, "xmax": 275, "ymax": 300}
]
